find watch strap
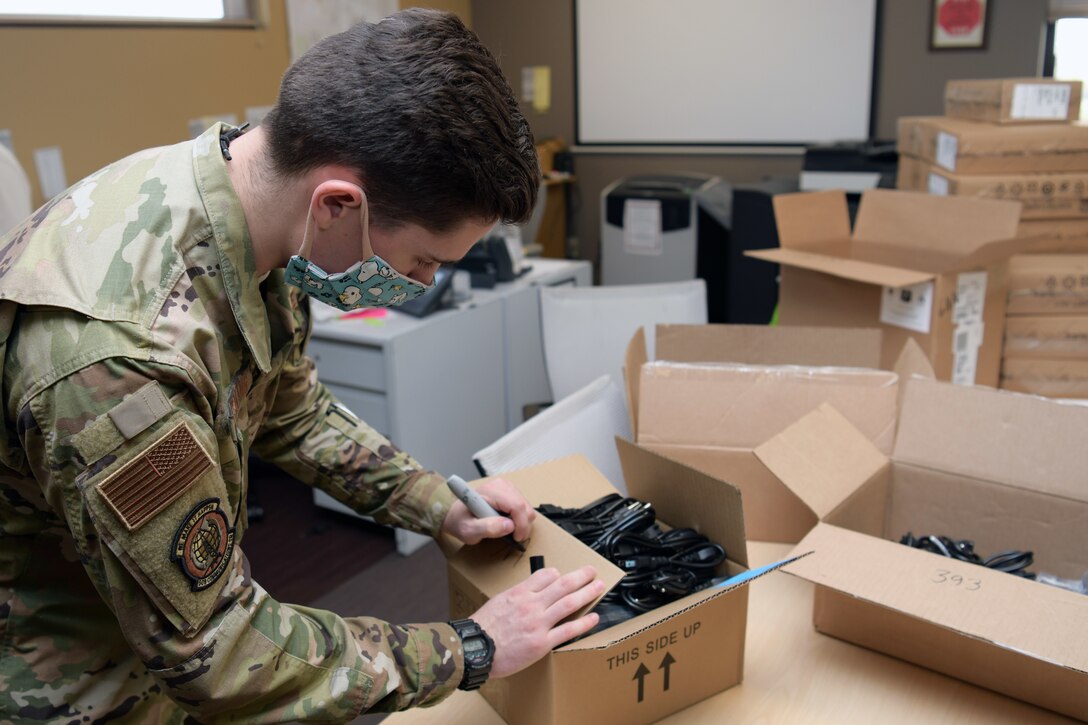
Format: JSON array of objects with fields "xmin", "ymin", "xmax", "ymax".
[{"xmin": 449, "ymin": 618, "xmax": 494, "ymax": 691}]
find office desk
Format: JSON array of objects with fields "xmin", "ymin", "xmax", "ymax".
[{"xmin": 383, "ymin": 542, "xmax": 1070, "ymax": 724}]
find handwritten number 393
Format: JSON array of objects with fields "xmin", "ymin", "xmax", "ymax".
[{"xmin": 932, "ymin": 569, "xmax": 981, "ymax": 590}]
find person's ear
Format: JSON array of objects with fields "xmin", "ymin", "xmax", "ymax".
[{"xmin": 310, "ymin": 180, "xmax": 364, "ymax": 231}]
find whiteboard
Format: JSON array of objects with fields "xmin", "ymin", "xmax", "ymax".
[{"xmin": 575, "ymin": 0, "xmax": 878, "ymax": 146}]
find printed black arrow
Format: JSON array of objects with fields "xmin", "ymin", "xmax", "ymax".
[
  {"xmin": 659, "ymin": 652, "xmax": 676, "ymax": 691},
  {"xmin": 633, "ymin": 662, "xmax": 650, "ymax": 703}
]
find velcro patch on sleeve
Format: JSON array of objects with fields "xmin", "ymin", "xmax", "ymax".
[
  {"xmin": 98, "ymin": 422, "xmax": 213, "ymax": 531},
  {"xmin": 108, "ymin": 381, "xmax": 172, "ymax": 439}
]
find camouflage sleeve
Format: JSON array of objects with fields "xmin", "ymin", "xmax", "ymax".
[
  {"xmin": 23, "ymin": 359, "xmax": 464, "ymax": 722},
  {"xmin": 250, "ymin": 325, "xmax": 455, "ymax": 538}
]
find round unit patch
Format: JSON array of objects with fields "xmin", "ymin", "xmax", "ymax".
[{"xmin": 171, "ymin": 498, "xmax": 235, "ymax": 591}]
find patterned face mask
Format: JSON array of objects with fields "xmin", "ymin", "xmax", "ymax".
[{"xmin": 285, "ymin": 188, "xmax": 432, "ymax": 310}]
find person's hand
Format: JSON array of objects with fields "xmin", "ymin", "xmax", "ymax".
[
  {"xmin": 471, "ymin": 565, "xmax": 605, "ymax": 678},
  {"xmin": 441, "ymin": 476, "xmax": 536, "ymax": 546}
]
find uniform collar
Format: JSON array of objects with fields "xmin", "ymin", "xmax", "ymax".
[{"xmin": 192, "ymin": 123, "xmax": 272, "ymax": 373}]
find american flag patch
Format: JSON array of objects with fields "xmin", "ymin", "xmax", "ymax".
[{"xmin": 97, "ymin": 422, "xmax": 214, "ymax": 531}]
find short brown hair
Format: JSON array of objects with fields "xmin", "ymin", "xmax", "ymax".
[{"xmin": 263, "ymin": 8, "xmax": 539, "ymax": 231}]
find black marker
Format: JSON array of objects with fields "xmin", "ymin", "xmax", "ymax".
[{"xmin": 446, "ymin": 475, "xmax": 526, "ymax": 552}]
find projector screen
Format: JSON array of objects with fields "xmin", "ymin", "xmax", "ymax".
[{"xmin": 575, "ymin": 0, "xmax": 878, "ymax": 146}]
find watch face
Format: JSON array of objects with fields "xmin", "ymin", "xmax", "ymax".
[{"xmin": 464, "ymin": 636, "xmax": 490, "ymax": 664}]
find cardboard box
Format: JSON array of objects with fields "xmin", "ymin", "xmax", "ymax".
[
  {"xmin": 761, "ymin": 379, "xmax": 1088, "ymax": 720},
  {"xmin": 897, "ymin": 154, "xmax": 1088, "ymax": 220},
  {"xmin": 622, "ymin": 324, "xmax": 932, "ymax": 543},
  {"xmin": 1001, "ymin": 357, "xmax": 1088, "ymax": 398},
  {"xmin": 746, "ymin": 189, "xmax": 1026, "ymax": 387},
  {"xmin": 1017, "ymin": 217, "xmax": 1088, "ymax": 252},
  {"xmin": 1003, "ymin": 315, "xmax": 1088, "ymax": 358},
  {"xmin": 945, "ymin": 77, "xmax": 1083, "ymax": 124},
  {"xmin": 897, "ymin": 115, "xmax": 1088, "ymax": 174},
  {"xmin": 447, "ymin": 444, "xmax": 775, "ymax": 725},
  {"xmin": 1007, "ymin": 253, "xmax": 1088, "ymax": 315}
]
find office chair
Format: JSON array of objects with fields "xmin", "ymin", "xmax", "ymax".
[
  {"xmin": 540, "ymin": 278, "xmax": 708, "ymax": 402},
  {"xmin": 473, "ymin": 374, "xmax": 632, "ymax": 492}
]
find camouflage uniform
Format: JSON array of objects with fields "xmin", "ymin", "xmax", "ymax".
[{"xmin": 0, "ymin": 124, "xmax": 464, "ymax": 723}]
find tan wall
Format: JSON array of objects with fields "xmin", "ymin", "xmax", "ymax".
[{"xmin": 0, "ymin": 0, "xmax": 472, "ymax": 208}]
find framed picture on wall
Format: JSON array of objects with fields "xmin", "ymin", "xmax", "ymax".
[{"xmin": 930, "ymin": 0, "xmax": 989, "ymax": 50}]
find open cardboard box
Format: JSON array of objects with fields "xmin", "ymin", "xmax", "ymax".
[
  {"xmin": 447, "ymin": 442, "xmax": 788, "ymax": 725},
  {"xmin": 757, "ymin": 379, "xmax": 1088, "ymax": 720},
  {"xmin": 746, "ymin": 188, "xmax": 1030, "ymax": 387},
  {"xmin": 623, "ymin": 323, "xmax": 932, "ymax": 543}
]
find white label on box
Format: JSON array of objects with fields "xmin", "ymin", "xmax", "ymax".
[
  {"xmin": 953, "ymin": 271, "xmax": 987, "ymax": 326},
  {"xmin": 952, "ymin": 321, "xmax": 983, "ymax": 385},
  {"xmin": 622, "ymin": 199, "xmax": 663, "ymax": 255},
  {"xmin": 1011, "ymin": 83, "xmax": 1071, "ymax": 120},
  {"xmin": 951, "ymin": 272, "xmax": 987, "ymax": 385},
  {"xmin": 880, "ymin": 281, "xmax": 933, "ymax": 334},
  {"xmin": 927, "ymin": 172, "xmax": 950, "ymax": 196},
  {"xmin": 936, "ymin": 132, "xmax": 958, "ymax": 171}
]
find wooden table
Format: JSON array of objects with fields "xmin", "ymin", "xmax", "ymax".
[{"xmin": 384, "ymin": 542, "xmax": 1073, "ymax": 724}]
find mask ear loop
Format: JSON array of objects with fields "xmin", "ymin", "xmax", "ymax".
[
  {"xmin": 357, "ymin": 186, "xmax": 375, "ymax": 260},
  {"xmin": 295, "ymin": 184, "xmax": 371, "ymax": 261}
]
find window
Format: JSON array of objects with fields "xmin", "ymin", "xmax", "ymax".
[
  {"xmin": 0, "ymin": 0, "xmax": 256, "ymax": 26},
  {"xmin": 1052, "ymin": 18, "xmax": 1088, "ymax": 121}
]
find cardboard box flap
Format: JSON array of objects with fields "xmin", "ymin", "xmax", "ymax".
[
  {"xmin": 785, "ymin": 524, "xmax": 1088, "ymax": 672},
  {"xmin": 563, "ymin": 554, "xmax": 803, "ymax": 652},
  {"xmin": 853, "ymin": 189, "xmax": 1021, "ymax": 254},
  {"xmin": 754, "ymin": 403, "xmax": 888, "ymax": 519},
  {"xmin": 892, "ymin": 338, "xmax": 936, "ymax": 382},
  {"xmin": 624, "ymin": 327, "xmax": 649, "ymax": 439},
  {"xmin": 448, "ymin": 458, "xmax": 627, "ymax": 616},
  {"xmin": 655, "ymin": 323, "xmax": 883, "ymax": 369},
  {"xmin": 745, "ymin": 247, "xmax": 936, "ymax": 288},
  {"xmin": 771, "ymin": 189, "xmax": 852, "ymax": 249},
  {"xmin": 616, "ymin": 437, "xmax": 747, "ymax": 568},
  {"xmin": 895, "ymin": 378, "xmax": 1088, "ymax": 503},
  {"xmin": 637, "ymin": 362, "xmax": 899, "ymax": 450},
  {"xmin": 943, "ymin": 235, "xmax": 1040, "ymax": 273}
]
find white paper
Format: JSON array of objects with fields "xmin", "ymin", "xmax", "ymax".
[
  {"xmin": 936, "ymin": 132, "xmax": 958, "ymax": 172},
  {"xmin": 33, "ymin": 146, "xmax": 68, "ymax": 200},
  {"xmin": 879, "ymin": 281, "xmax": 933, "ymax": 334},
  {"xmin": 622, "ymin": 199, "xmax": 663, "ymax": 255},
  {"xmin": 927, "ymin": 172, "xmax": 950, "ymax": 196},
  {"xmin": 1011, "ymin": 83, "xmax": 1071, "ymax": 121},
  {"xmin": 0, "ymin": 129, "xmax": 12, "ymax": 154}
]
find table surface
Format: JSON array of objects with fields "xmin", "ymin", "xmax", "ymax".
[{"xmin": 384, "ymin": 542, "xmax": 1073, "ymax": 724}]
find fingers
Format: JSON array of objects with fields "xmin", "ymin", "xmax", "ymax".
[
  {"xmin": 477, "ymin": 478, "xmax": 536, "ymax": 543},
  {"xmin": 545, "ymin": 570, "xmax": 606, "ymax": 621},
  {"xmin": 546, "ymin": 612, "xmax": 601, "ymax": 650}
]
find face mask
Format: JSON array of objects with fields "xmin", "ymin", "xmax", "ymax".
[{"xmin": 285, "ymin": 188, "xmax": 432, "ymax": 311}]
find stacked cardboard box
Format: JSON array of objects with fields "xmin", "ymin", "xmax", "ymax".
[
  {"xmin": 897, "ymin": 78, "xmax": 1088, "ymax": 249},
  {"xmin": 896, "ymin": 78, "xmax": 1088, "ymax": 397},
  {"xmin": 1002, "ymin": 253, "xmax": 1088, "ymax": 397}
]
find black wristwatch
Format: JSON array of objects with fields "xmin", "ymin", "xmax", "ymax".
[{"xmin": 449, "ymin": 618, "xmax": 494, "ymax": 691}]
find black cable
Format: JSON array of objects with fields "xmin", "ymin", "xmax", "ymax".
[
  {"xmin": 900, "ymin": 532, "xmax": 1035, "ymax": 579},
  {"xmin": 538, "ymin": 497, "xmax": 727, "ymax": 615}
]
